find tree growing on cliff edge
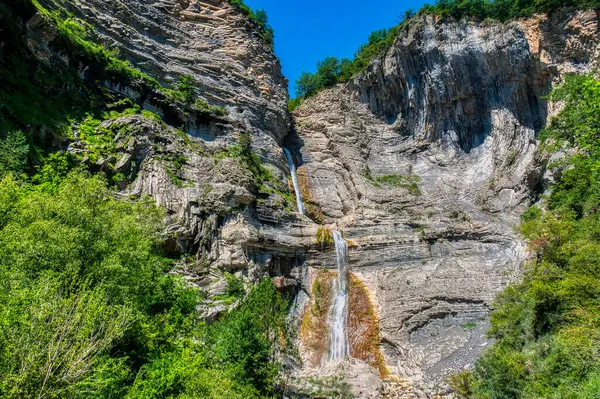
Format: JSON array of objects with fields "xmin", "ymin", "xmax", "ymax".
[
  {"xmin": 228, "ymin": 1, "xmax": 275, "ymax": 49},
  {"xmin": 290, "ymin": 0, "xmax": 600, "ymax": 106}
]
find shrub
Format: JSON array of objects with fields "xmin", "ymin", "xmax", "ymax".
[
  {"xmin": 228, "ymin": 1, "xmax": 275, "ymax": 49},
  {"xmin": 225, "ymin": 272, "xmax": 245, "ymax": 298},
  {"xmin": 316, "ymin": 227, "xmax": 334, "ymax": 248},
  {"xmin": 446, "ymin": 370, "xmax": 475, "ymax": 398}
]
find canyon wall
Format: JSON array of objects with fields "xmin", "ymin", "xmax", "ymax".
[
  {"xmin": 32, "ymin": 0, "xmax": 320, "ymax": 296},
  {"xmin": 291, "ymin": 9, "xmax": 599, "ymax": 396},
  {"xmin": 23, "ymin": 2, "xmax": 600, "ymax": 397}
]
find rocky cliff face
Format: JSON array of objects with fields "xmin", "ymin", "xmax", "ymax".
[
  {"xmin": 22, "ymin": 2, "xmax": 599, "ymax": 397},
  {"xmin": 291, "ymin": 10, "xmax": 599, "ymax": 396},
  {"xmin": 31, "ymin": 0, "xmax": 317, "ymax": 284},
  {"xmin": 57, "ymin": 0, "xmax": 290, "ymax": 143},
  {"xmin": 14, "ymin": 0, "xmax": 323, "ymax": 336}
]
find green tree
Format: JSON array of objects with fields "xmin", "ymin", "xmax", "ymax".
[
  {"xmin": 127, "ymin": 280, "xmax": 290, "ymax": 398},
  {"xmin": 296, "ymin": 71, "xmax": 321, "ymax": 98},
  {"xmin": 0, "ymin": 170, "xmax": 201, "ymax": 398},
  {"xmin": 172, "ymin": 75, "xmax": 196, "ymax": 104},
  {"xmin": 255, "ymin": 9, "xmax": 275, "ymax": 48},
  {"xmin": 0, "ymin": 130, "xmax": 28, "ymax": 176},
  {"xmin": 0, "ymin": 278, "xmax": 132, "ymax": 398},
  {"xmin": 338, "ymin": 57, "xmax": 354, "ymax": 82},
  {"xmin": 315, "ymin": 57, "xmax": 341, "ymax": 88},
  {"xmin": 209, "ymin": 279, "xmax": 290, "ymax": 395}
]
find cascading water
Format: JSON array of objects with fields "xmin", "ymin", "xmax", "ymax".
[
  {"xmin": 283, "ymin": 147, "xmax": 305, "ymax": 215},
  {"xmin": 328, "ymin": 230, "xmax": 350, "ymax": 362}
]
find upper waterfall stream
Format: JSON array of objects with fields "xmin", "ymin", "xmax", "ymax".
[
  {"xmin": 283, "ymin": 148, "xmax": 305, "ymax": 215},
  {"xmin": 329, "ymin": 230, "xmax": 350, "ymax": 362}
]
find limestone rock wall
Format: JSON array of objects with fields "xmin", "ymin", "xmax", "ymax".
[
  {"xmin": 54, "ymin": 0, "xmax": 290, "ymax": 146},
  {"xmin": 24, "ymin": 2, "xmax": 600, "ymax": 396},
  {"xmin": 291, "ymin": 10, "xmax": 599, "ymax": 394}
]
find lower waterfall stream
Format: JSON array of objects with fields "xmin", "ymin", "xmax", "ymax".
[{"xmin": 328, "ymin": 230, "xmax": 350, "ymax": 362}]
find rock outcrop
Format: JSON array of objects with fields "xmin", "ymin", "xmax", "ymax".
[
  {"xmin": 291, "ymin": 9, "xmax": 599, "ymax": 395},
  {"xmin": 24, "ymin": 0, "xmax": 319, "ymax": 314},
  {"xmin": 23, "ymin": 2, "xmax": 600, "ymax": 396},
  {"xmin": 56, "ymin": 0, "xmax": 290, "ymax": 145}
]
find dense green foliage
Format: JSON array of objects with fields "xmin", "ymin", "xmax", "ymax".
[
  {"xmin": 0, "ymin": 169, "xmax": 290, "ymax": 398},
  {"xmin": 290, "ymin": 0, "xmax": 600, "ymax": 107},
  {"xmin": 0, "ymin": 130, "xmax": 29, "ymax": 177},
  {"xmin": 127, "ymin": 279, "xmax": 289, "ymax": 399},
  {"xmin": 451, "ymin": 74, "xmax": 600, "ymax": 398},
  {"xmin": 228, "ymin": 0, "xmax": 275, "ymax": 49},
  {"xmin": 420, "ymin": 0, "xmax": 600, "ymax": 22}
]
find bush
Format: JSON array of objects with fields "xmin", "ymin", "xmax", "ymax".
[
  {"xmin": 0, "ymin": 170, "xmax": 179, "ymax": 397},
  {"xmin": 225, "ymin": 272, "xmax": 245, "ymax": 298},
  {"xmin": 228, "ymin": 1, "xmax": 275, "ymax": 49},
  {"xmin": 128, "ymin": 280, "xmax": 290, "ymax": 398}
]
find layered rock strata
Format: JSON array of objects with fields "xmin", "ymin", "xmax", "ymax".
[
  {"xmin": 24, "ymin": 2, "xmax": 600, "ymax": 395},
  {"xmin": 291, "ymin": 10, "xmax": 599, "ymax": 394}
]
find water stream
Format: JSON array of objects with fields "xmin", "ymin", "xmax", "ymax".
[
  {"xmin": 283, "ymin": 148, "xmax": 305, "ymax": 215},
  {"xmin": 328, "ymin": 230, "xmax": 350, "ymax": 362}
]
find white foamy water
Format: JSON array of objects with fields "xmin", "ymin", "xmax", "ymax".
[
  {"xmin": 283, "ymin": 147, "xmax": 305, "ymax": 215},
  {"xmin": 328, "ymin": 230, "xmax": 350, "ymax": 362}
]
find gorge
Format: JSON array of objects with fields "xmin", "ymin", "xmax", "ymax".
[{"xmin": 1, "ymin": 0, "xmax": 600, "ymax": 398}]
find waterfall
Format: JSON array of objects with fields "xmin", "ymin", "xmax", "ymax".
[
  {"xmin": 328, "ymin": 230, "xmax": 350, "ymax": 362},
  {"xmin": 283, "ymin": 148, "xmax": 305, "ymax": 215}
]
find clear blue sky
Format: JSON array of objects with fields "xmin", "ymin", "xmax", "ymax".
[{"xmin": 242, "ymin": 0, "xmax": 429, "ymax": 97}]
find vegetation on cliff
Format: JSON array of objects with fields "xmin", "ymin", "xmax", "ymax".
[
  {"xmin": 290, "ymin": 0, "xmax": 600, "ymax": 108},
  {"xmin": 228, "ymin": 0, "xmax": 275, "ymax": 49},
  {"xmin": 450, "ymin": 74, "xmax": 600, "ymax": 398},
  {"xmin": 420, "ymin": 0, "xmax": 600, "ymax": 22}
]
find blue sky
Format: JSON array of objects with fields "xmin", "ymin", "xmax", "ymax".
[{"xmin": 242, "ymin": 0, "xmax": 429, "ymax": 97}]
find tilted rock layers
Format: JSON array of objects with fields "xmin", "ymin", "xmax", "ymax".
[
  {"xmin": 26, "ymin": 2, "xmax": 600, "ymax": 396},
  {"xmin": 292, "ymin": 9, "xmax": 599, "ymax": 394},
  {"xmin": 34, "ymin": 0, "xmax": 318, "ymax": 277}
]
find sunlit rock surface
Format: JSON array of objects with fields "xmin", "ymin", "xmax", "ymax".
[
  {"xmin": 25, "ymin": 2, "xmax": 600, "ymax": 396},
  {"xmin": 292, "ymin": 10, "xmax": 599, "ymax": 395}
]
